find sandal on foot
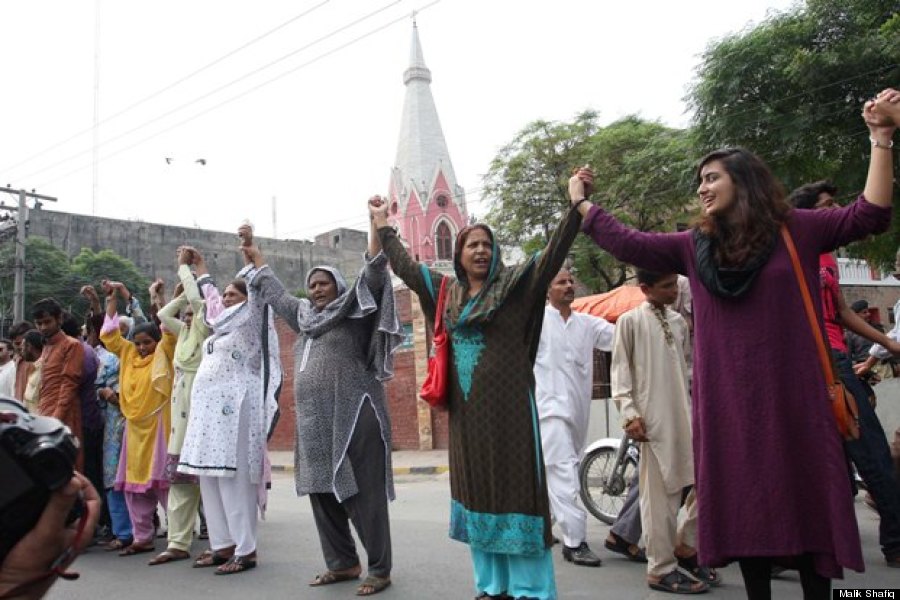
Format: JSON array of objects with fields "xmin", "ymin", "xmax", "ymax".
[
  {"xmin": 193, "ymin": 548, "xmax": 233, "ymax": 568},
  {"xmin": 677, "ymin": 554, "xmax": 721, "ymax": 586},
  {"xmin": 649, "ymin": 570, "xmax": 709, "ymax": 594},
  {"xmin": 309, "ymin": 567, "xmax": 361, "ymax": 586},
  {"xmin": 357, "ymin": 575, "xmax": 391, "ymax": 596},
  {"xmin": 148, "ymin": 548, "xmax": 190, "ymax": 566},
  {"xmin": 119, "ymin": 542, "xmax": 155, "ymax": 557},
  {"xmin": 105, "ymin": 538, "xmax": 132, "ymax": 552},
  {"xmin": 605, "ymin": 532, "xmax": 647, "ymax": 563},
  {"xmin": 214, "ymin": 553, "xmax": 257, "ymax": 575}
]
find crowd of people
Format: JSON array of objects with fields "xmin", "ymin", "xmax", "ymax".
[{"xmin": 0, "ymin": 89, "xmax": 899, "ymax": 600}]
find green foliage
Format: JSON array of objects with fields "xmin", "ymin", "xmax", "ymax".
[
  {"xmin": 689, "ymin": 0, "xmax": 900, "ymax": 267},
  {"xmin": 0, "ymin": 238, "xmax": 151, "ymax": 323},
  {"xmin": 484, "ymin": 113, "xmax": 696, "ymax": 292}
]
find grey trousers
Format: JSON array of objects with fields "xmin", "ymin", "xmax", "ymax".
[
  {"xmin": 610, "ymin": 472, "xmax": 642, "ymax": 545},
  {"xmin": 309, "ymin": 401, "xmax": 392, "ymax": 578}
]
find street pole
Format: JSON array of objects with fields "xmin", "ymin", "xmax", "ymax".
[
  {"xmin": 13, "ymin": 190, "xmax": 26, "ymax": 323},
  {"xmin": 0, "ymin": 187, "xmax": 58, "ymax": 323}
]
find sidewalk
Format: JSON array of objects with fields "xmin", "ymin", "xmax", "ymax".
[{"xmin": 270, "ymin": 449, "xmax": 450, "ymax": 475}]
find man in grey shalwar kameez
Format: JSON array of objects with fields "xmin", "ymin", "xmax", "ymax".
[{"xmin": 243, "ymin": 227, "xmax": 402, "ymax": 597}]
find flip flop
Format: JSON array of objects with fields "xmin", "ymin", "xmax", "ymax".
[
  {"xmin": 105, "ymin": 538, "xmax": 133, "ymax": 552},
  {"xmin": 309, "ymin": 568, "xmax": 361, "ymax": 586},
  {"xmin": 648, "ymin": 570, "xmax": 709, "ymax": 595},
  {"xmin": 357, "ymin": 575, "xmax": 391, "ymax": 596},
  {"xmin": 148, "ymin": 548, "xmax": 191, "ymax": 566},
  {"xmin": 119, "ymin": 542, "xmax": 155, "ymax": 557},
  {"xmin": 214, "ymin": 553, "xmax": 257, "ymax": 575}
]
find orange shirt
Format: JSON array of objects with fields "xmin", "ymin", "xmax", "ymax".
[{"xmin": 38, "ymin": 331, "xmax": 84, "ymax": 469}]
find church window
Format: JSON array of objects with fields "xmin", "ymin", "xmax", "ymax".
[{"xmin": 435, "ymin": 221, "xmax": 453, "ymax": 261}]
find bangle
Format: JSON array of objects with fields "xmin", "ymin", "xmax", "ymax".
[
  {"xmin": 870, "ymin": 136, "xmax": 894, "ymax": 149},
  {"xmin": 573, "ymin": 198, "xmax": 591, "ymax": 210}
]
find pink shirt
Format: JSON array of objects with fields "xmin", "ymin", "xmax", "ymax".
[{"xmin": 819, "ymin": 253, "xmax": 847, "ymax": 353}]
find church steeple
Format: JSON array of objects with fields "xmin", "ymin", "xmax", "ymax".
[{"xmin": 389, "ymin": 21, "xmax": 467, "ymax": 265}]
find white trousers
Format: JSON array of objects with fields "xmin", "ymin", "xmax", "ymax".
[
  {"xmin": 198, "ymin": 401, "xmax": 260, "ymax": 556},
  {"xmin": 639, "ymin": 445, "xmax": 697, "ymax": 578},
  {"xmin": 540, "ymin": 417, "xmax": 587, "ymax": 548}
]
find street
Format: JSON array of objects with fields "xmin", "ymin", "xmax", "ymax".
[{"xmin": 49, "ymin": 471, "xmax": 898, "ymax": 599}]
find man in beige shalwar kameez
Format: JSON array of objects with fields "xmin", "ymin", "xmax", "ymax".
[{"xmin": 611, "ymin": 270, "xmax": 712, "ymax": 594}]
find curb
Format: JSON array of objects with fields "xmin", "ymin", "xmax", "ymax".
[{"xmin": 271, "ymin": 465, "xmax": 449, "ymax": 475}]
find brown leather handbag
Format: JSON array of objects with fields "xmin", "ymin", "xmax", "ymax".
[{"xmin": 782, "ymin": 225, "xmax": 861, "ymax": 440}]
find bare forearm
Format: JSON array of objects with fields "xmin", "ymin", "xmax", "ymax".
[
  {"xmin": 862, "ymin": 140, "xmax": 895, "ymax": 208},
  {"xmin": 840, "ymin": 306, "xmax": 894, "ymax": 347}
]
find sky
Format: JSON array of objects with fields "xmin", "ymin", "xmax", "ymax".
[{"xmin": 1, "ymin": 0, "xmax": 798, "ymax": 242}]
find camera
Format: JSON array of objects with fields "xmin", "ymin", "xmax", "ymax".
[{"xmin": 0, "ymin": 397, "xmax": 80, "ymax": 566}]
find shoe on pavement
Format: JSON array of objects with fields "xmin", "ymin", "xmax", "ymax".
[{"xmin": 562, "ymin": 542, "xmax": 602, "ymax": 567}]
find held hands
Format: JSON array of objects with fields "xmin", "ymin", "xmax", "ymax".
[
  {"xmin": 568, "ymin": 165, "xmax": 594, "ymax": 206},
  {"xmin": 864, "ymin": 88, "xmax": 899, "ymax": 140},
  {"xmin": 149, "ymin": 278, "xmax": 165, "ymax": 298},
  {"xmin": 176, "ymin": 246, "xmax": 194, "ymax": 266},
  {"xmin": 368, "ymin": 195, "xmax": 389, "ymax": 222}
]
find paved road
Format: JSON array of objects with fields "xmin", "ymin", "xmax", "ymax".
[{"xmin": 49, "ymin": 472, "xmax": 897, "ymax": 599}]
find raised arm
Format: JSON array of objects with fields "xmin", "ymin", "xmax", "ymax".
[
  {"xmin": 862, "ymin": 88, "xmax": 899, "ymax": 208},
  {"xmin": 99, "ymin": 283, "xmax": 130, "ymax": 358},
  {"xmin": 523, "ymin": 204, "xmax": 583, "ymax": 298},
  {"xmin": 571, "ymin": 168, "xmax": 690, "ymax": 275},
  {"xmin": 242, "ymin": 242, "xmax": 304, "ymax": 332},
  {"xmin": 369, "ymin": 195, "xmax": 444, "ymax": 318}
]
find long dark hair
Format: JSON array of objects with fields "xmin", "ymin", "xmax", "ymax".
[{"xmin": 695, "ymin": 147, "xmax": 790, "ymax": 267}]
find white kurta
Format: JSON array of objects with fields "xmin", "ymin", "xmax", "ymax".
[
  {"xmin": 0, "ymin": 360, "xmax": 16, "ymax": 399},
  {"xmin": 611, "ymin": 302, "xmax": 693, "ymax": 493},
  {"xmin": 534, "ymin": 305, "xmax": 614, "ymax": 548},
  {"xmin": 534, "ymin": 306, "xmax": 614, "ymax": 451}
]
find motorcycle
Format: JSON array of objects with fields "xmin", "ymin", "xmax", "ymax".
[{"xmin": 578, "ymin": 431, "xmax": 639, "ymax": 524}]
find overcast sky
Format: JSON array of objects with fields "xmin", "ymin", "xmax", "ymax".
[{"xmin": 1, "ymin": 0, "xmax": 797, "ymax": 241}]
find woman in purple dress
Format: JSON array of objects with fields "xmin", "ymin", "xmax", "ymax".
[{"xmin": 571, "ymin": 90, "xmax": 898, "ymax": 599}]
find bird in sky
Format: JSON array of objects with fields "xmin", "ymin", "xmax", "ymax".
[
  {"xmin": 195, "ymin": 158, "xmax": 207, "ymax": 166},
  {"xmin": 165, "ymin": 157, "xmax": 174, "ymax": 164}
]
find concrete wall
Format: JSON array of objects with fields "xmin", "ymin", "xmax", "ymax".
[{"xmin": 27, "ymin": 208, "xmax": 366, "ymax": 294}]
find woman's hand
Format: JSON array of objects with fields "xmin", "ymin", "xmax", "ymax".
[
  {"xmin": 368, "ymin": 195, "xmax": 389, "ymax": 224},
  {"xmin": 176, "ymin": 246, "xmax": 194, "ymax": 266},
  {"xmin": 864, "ymin": 88, "xmax": 898, "ymax": 143},
  {"xmin": 241, "ymin": 244, "xmax": 264, "ymax": 269},
  {"xmin": 568, "ymin": 166, "xmax": 594, "ymax": 205}
]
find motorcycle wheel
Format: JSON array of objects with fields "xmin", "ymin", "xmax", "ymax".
[{"xmin": 578, "ymin": 445, "xmax": 638, "ymax": 524}]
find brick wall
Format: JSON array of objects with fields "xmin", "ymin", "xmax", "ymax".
[{"xmin": 266, "ymin": 287, "xmax": 450, "ymax": 451}]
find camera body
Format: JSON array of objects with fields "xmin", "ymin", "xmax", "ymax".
[{"xmin": 0, "ymin": 398, "xmax": 80, "ymax": 566}]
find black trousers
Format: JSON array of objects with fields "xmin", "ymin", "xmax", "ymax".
[{"xmin": 308, "ymin": 401, "xmax": 392, "ymax": 578}]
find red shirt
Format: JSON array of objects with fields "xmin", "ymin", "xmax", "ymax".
[{"xmin": 819, "ymin": 253, "xmax": 847, "ymax": 353}]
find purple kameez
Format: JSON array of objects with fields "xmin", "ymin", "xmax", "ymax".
[{"xmin": 581, "ymin": 197, "xmax": 890, "ymax": 578}]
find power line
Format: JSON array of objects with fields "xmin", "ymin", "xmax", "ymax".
[
  {"xmin": 0, "ymin": 0, "xmax": 332, "ymax": 176},
  {"xmin": 36, "ymin": 1, "xmax": 441, "ymax": 190},
  {"xmin": 16, "ymin": 0, "xmax": 406, "ymax": 184}
]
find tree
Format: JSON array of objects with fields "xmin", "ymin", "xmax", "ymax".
[
  {"xmin": 484, "ymin": 113, "xmax": 696, "ymax": 292},
  {"xmin": 0, "ymin": 237, "xmax": 79, "ymax": 322},
  {"xmin": 70, "ymin": 248, "xmax": 152, "ymax": 317},
  {"xmin": 688, "ymin": 0, "xmax": 900, "ymax": 266}
]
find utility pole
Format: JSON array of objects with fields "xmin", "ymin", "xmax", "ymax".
[{"xmin": 0, "ymin": 187, "xmax": 58, "ymax": 322}]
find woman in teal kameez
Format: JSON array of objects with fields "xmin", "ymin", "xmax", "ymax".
[{"xmin": 369, "ymin": 196, "xmax": 583, "ymax": 600}]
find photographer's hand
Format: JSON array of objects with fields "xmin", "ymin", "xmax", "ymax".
[{"xmin": 0, "ymin": 473, "xmax": 100, "ymax": 600}]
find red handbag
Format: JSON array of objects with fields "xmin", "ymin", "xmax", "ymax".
[{"xmin": 420, "ymin": 276, "xmax": 450, "ymax": 408}]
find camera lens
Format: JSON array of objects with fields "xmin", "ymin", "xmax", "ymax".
[{"xmin": 27, "ymin": 440, "xmax": 76, "ymax": 490}]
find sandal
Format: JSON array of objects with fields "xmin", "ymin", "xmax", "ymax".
[
  {"xmin": 357, "ymin": 575, "xmax": 391, "ymax": 596},
  {"xmin": 309, "ymin": 566, "xmax": 361, "ymax": 586},
  {"xmin": 193, "ymin": 547, "xmax": 234, "ymax": 568},
  {"xmin": 119, "ymin": 542, "xmax": 155, "ymax": 557},
  {"xmin": 105, "ymin": 538, "xmax": 132, "ymax": 552},
  {"xmin": 678, "ymin": 554, "xmax": 722, "ymax": 586},
  {"xmin": 605, "ymin": 532, "xmax": 647, "ymax": 563},
  {"xmin": 648, "ymin": 570, "xmax": 709, "ymax": 594},
  {"xmin": 214, "ymin": 553, "xmax": 257, "ymax": 575},
  {"xmin": 148, "ymin": 548, "xmax": 190, "ymax": 566}
]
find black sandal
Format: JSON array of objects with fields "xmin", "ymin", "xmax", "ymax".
[
  {"xmin": 193, "ymin": 548, "xmax": 232, "ymax": 568},
  {"xmin": 677, "ymin": 554, "xmax": 721, "ymax": 586},
  {"xmin": 214, "ymin": 553, "xmax": 257, "ymax": 575},
  {"xmin": 649, "ymin": 570, "xmax": 709, "ymax": 594},
  {"xmin": 605, "ymin": 532, "xmax": 647, "ymax": 563}
]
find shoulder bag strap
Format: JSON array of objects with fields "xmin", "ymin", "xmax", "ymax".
[
  {"xmin": 434, "ymin": 276, "xmax": 448, "ymax": 333},
  {"xmin": 780, "ymin": 224, "xmax": 839, "ymax": 386}
]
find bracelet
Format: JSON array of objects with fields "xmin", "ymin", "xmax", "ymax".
[
  {"xmin": 870, "ymin": 136, "xmax": 894, "ymax": 149},
  {"xmin": 573, "ymin": 198, "xmax": 591, "ymax": 210}
]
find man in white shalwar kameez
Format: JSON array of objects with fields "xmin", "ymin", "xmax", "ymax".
[
  {"xmin": 534, "ymin": 268, "xmax": 614, "ymax": 567},
  {"xmin": 612, "ymin": 269, "xmax": 712, "ymax": 594}
]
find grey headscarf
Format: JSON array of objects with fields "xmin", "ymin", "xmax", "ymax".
[{"xmin": 298, "ymin": 263, "xmax": 401, "ymax": 381}]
